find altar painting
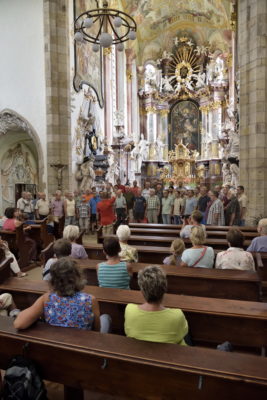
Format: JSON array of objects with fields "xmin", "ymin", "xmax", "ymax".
[
  {"xmin": 170, "ymin": 100, "xmax": 200, "ymax": 152},
  {"xmin": 73, "ymin": 0, "xmax": 104, "ymax": 108}
]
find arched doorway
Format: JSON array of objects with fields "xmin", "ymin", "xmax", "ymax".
[{"xmin": 0, "ymin": 109, "xmax": 44, "ymax": 213}]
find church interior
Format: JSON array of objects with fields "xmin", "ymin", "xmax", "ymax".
[{"xmin": 0, "ymin": 0, "xmax": 267, "ymax": 399}]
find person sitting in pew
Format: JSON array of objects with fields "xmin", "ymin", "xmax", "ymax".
[
  {"xmin": 247, "ymin": 218, "xmax": 267, "ymax": 252},
  {"xmin": 63, "ymin": 225, "xmax": 88, "ymax": 259},
  {"xmin": 0, "ymin": 239, "xmax": 26, "ymax": 277},
  {"xmin": 163, "ymin": 239, "xmax": 185, "ymax": 266},
  {"xmin": 97, "ymin": 237, "xmax": 132, "ymax": 289},
  {"xmin": 215, "ymin": 229, "xmax": 255, "ymax": 271},
  {"xmin": 0, "ymin": 293, "xmax": 20, "ymax": 317},
  {"xmin": 124, "ymin": 266, "xmax": 188, "ymax": 344},
  {"xmin": 180, "ymin": 226, "xmax": 214, "ymax": 268},
  {"xmin": 14, "ymin": 258, "xmax": 110, "ymax": 332},
  {"xmin": 43, "ymin": 239, "xmax": 72, "ymax": 281},
  {"xmin": 116, "ymin": 225, "xmax": 138, "ymax": 263},
  {"xmin": 3, "ymin": 207, "xmax": 38, "ymax": 263},
  {"xmin": 180, "ymin": 210, "xmax": 206, "ymax": 239}
]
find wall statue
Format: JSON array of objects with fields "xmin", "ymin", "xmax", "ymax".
[
  {"xmin": 230, "ymin": 163, "xmax": 239, "ymax": 188},
  {"xmin": 80, "ymin": 157, "xmax": 95, "ymax": 191},
  {"xmin": 106, "ymin": 151, "xmax": 119, "ymax": 184},
  {"xmin": 227, "ymin": 130, "xmax": 240, "ymax": 159},
  {"xmin": 222, "ymin": 162, "xmax": 232, "ymax": 186}
]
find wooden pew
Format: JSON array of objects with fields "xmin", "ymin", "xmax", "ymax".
[
  {"xmin": 130, "ymin": 227, "xmax": 258, "ymax": 240},
  {"xmin": 75, "ymin": 259, "xmax": 262, "ymax": 301},
  {"xmin": 98, "ymin": 234, "xmax": 252, "ymax": 249},
  {"xmin": 0, "ymin": 255, "xmax": 13, "ymax": 284},
  {"xmin": 1, "ymin": 278, "xmax": 267, "ymax": 351},
  {"xmin": 27, "ymin": 218, "xmax": 54, "ymax": 249},
  {"xmin": 84, "ymin": 243, "xmax": 171, "ymax": 263},
  {"xmin": 1, "ymin": 317, "xmax": 267, "ymax": 400},
  {"xmin": 130, "ymin": 223, "xmax": 258, "ymax": 232},
  {"xmin": 0, "ymin": 224, "xmax": 32, "ymax": 269}
]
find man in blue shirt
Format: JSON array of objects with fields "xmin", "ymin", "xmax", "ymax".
[{"xmin": 89, "ymin": 192, "xmax": 101, "ymax": 233}]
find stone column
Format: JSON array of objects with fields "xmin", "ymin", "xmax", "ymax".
[
  {"xmin": 238, "ymin": 0, "xmax": 267, "ymax": 223},
  {"xmin": 43, "ymin": 0, "xmax": 71, "ymax": 194}
]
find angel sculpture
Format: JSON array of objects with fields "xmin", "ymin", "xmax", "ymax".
[{"xmin": 161, "ymin": 75, "xmax": 174, "ymax": 92}]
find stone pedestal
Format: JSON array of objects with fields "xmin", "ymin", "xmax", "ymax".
[{"xmin": 238, "ymin": 0, "xmax": 267, "ymax": 223}]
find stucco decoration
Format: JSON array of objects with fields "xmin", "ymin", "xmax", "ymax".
[
  {"xmin": 0, "ymin": 112, "xmax": 30, "ymax": 135},
  {"xmin": 1, "ymin": 143, "xmax": 38, "ymax": 209},
  {"xmin": 0, "ymin": 109, "xmax": 45, "ymax": 191}
]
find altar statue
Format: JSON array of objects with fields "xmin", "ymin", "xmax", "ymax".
[
  {"xmin": 138, "ymin": 134, "xmax": 149, "ymax": 164},
  {"xmin": 161, "ymin": 75, "xmax": 174, "ymax": 92},
  {"xmin": 155, "ymin": 137, "xmax": 164, "ymax": 161}
]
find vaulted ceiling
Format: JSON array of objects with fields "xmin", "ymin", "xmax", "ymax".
[{"xmin": 119, "ymin": 0, "xmax": 233, "ymax": 65}]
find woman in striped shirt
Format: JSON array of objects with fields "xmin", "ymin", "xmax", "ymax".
[{"xmin": 97, "ymin": 238, "xmax": 132, "ymax": 289}]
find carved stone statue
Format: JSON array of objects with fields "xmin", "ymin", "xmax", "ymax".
[
  {"xmin": 230, "ymin": 163, "xmax": 240, "ymax": 188},
  {"xmin": 161, "ymin": 75, "xmax": 174, "ymax": 92},
  {"xmin": 222, "ymin": 162, "xmax": 232, "ymax": 186},
  {"xmin": 80, "ymin": 158, "xmax": 95, "ymax": 191},
  {"xmin": 130, "ymin": 143, "xmax": 141, "ymax": 172},
  {"xmin": 138, "ymin": 134, "xmax": 149, "ymax": 166}
]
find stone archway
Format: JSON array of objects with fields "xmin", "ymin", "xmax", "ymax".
[
  {"xmin": 0, "ymin": 109, "xmax": 45, "ymax": 188},
  {"xmin": 0, "ymin": 109, "xmax": 45, "ymax": 212}
]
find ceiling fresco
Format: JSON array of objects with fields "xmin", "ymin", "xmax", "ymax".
[{"xmin": 119, "ymin": 0, "xmax": 233, "ymax": 64}]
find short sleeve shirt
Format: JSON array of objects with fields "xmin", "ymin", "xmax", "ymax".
[
  {"xmin": 181, "ymin": 247, "xmax": 214, "ymax": 268},
  {"xmin": 134, "ymin": 196, "xmax": 146, "ymax": 213},
  {"xmin": 162, "ymin": 197, "xmax": 174, "ymax": 214},
  {"xmin": 184, "ymin": 197, "xmax": 198, "ymax": 215}
]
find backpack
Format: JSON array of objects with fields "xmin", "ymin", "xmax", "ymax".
[{"xmin": 1, "ymin": 355, "xmax": 47, "ymax": 400}]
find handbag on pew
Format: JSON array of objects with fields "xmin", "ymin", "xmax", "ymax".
[{"xmin": 190, "ymin": 246, "xmax": 207, "ymax": 268}]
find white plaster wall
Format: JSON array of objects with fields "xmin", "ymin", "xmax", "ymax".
[{"xmin": 0, "ymin": 0, "xmax": 47, "ymax": 183}]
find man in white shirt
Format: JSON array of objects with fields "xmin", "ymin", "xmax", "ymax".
[
  {"xmin": 141, "ymin": 181, "xmax": 151, "ymax": 201},
  {"xmin": 35, "ymin": 192, "xmax": 50, "ymax": 219},
  {"xmin": 17, "ymin": 191, "xmax": 27, "ymax": 212}
]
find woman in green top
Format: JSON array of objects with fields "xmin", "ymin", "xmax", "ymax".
[{"xmin": 124, "ymin": 266, "xmax": 188, "ymax": 344}]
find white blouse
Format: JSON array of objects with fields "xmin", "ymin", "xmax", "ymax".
[{"xmin": 215, "ymin": 247, "xmax": 255, "ymax": 271}]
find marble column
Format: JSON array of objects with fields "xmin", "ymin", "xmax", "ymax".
[{"xmin": 238, "ymin": 0, "xmax": 267, "ymax": 223}]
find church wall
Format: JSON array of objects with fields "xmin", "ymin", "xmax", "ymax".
[{"xmin": 0, "ymin": 0, "xmax": 47, "ymax": 187}]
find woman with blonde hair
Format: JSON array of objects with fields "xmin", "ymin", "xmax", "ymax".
[
  {"xmin": 180, "ymin": 225, "xmax": 214, "ymax": 268},
  {"xmin": 63, "ymin": 225, "xmax": 88, "ymax": 259},
  {"xmin": 163, "ymin": 239, "xmax": 185, "ymax": 266}
]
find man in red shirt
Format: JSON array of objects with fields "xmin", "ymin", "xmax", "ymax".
[
  {"xmin": 130, "ymin": 180, "xmax": 139, "ymax": 197},
  {"xmin": 97, "ymin": 192, "xmax": 116, "ymax": 236},
  {"xmin": 116, "ymin": 179, "xmax": 125, "ymax": 193}
]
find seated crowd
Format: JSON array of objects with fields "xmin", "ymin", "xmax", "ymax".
[{"xmin": 0, "ymin": 184, "xmax": 266, "ymax": 364}]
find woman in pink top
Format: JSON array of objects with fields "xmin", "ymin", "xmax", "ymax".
[
  {"xmin": 3, "ymin": 207, "xmax": 37, "ymax": 262},
  {"xmin": 3, "ymin": 208, "xmax": 21, "ymax": 231}
]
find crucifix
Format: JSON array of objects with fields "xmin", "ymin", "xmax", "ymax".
[{"xmin": 50, "ymin": 163, "xmax": 67, "ymax": 190}]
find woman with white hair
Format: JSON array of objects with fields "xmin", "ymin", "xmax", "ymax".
[
  {"xmin": 180, "ymin": 226, "xmax": 214, "ymax": 268},
  {"xmin": 63, "ymin": 225, "xmax": 88, "ymax": 259},
  {"xmin": 247, "ymin": 219, "xmax": 267, "ymax": 252},
  {"xmin": 116, "ymin": 225, "xmax": 138, "ymax": 263}
]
